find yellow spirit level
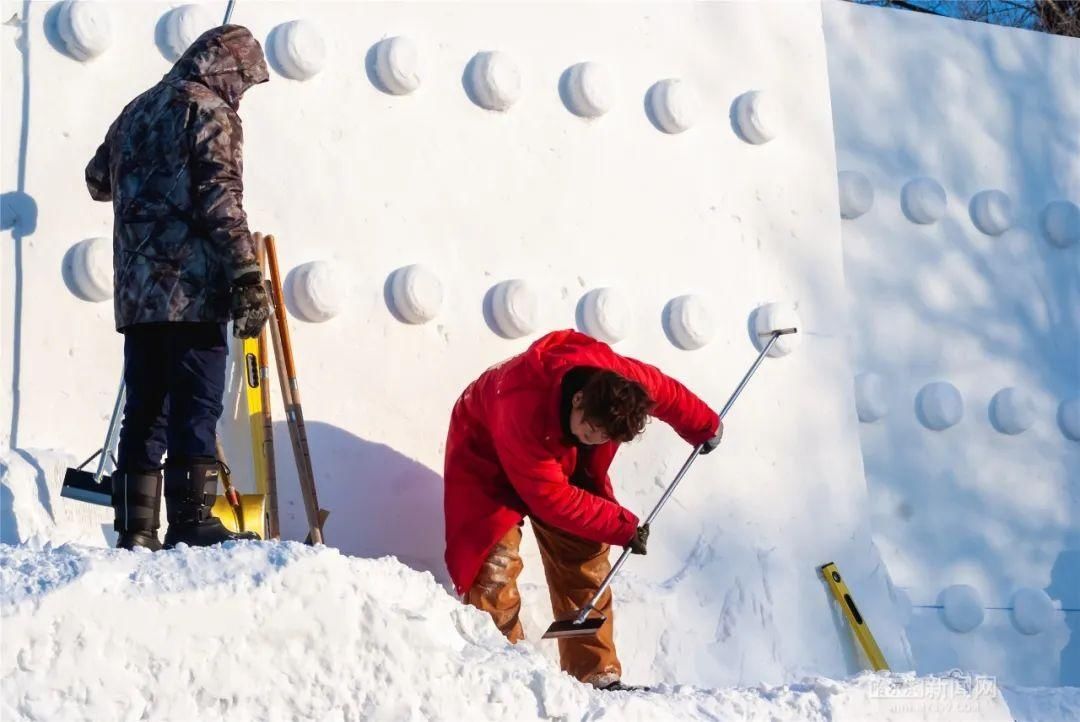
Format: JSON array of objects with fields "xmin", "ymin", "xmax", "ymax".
[{"xmin": 819, "ymin": 562, "xmax": 889, "ymax": 671}]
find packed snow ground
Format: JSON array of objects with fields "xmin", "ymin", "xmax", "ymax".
[{"xmin": 2, "ymin": 541, "xmax": 1073, "ymax": 722}]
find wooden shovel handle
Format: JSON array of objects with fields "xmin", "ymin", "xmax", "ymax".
[
  {"xmin": 263, "ymin": 234, "xmax": 298, "ymax": 382},
  {"xmin": 260, "ymin": 241, "xmax": 323, "ymax": 545}
]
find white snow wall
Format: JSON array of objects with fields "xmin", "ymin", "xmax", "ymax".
[
  {"xmin": 4, "ymin": 0, "xmax": 908, "ymax": 686},
  {"xmin": 824, "ymin": 2, "xmax": 1080, "ymax": 687}
]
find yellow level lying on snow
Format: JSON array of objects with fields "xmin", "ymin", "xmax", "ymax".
[{"xmin": 819, "ymin": 562, "xmax": 890, "ymax": 671}]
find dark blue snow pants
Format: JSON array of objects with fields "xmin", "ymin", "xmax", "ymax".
[{"xmin": 116, "ymin": 322, "xmax": 228, "ymax": 473}]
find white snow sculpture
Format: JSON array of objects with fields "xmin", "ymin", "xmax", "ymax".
[
  {"xmin": 1010, "ymin": 588, "xmax": 1055, "ymax": 635},
  {"xmin": 854, "ymin": 372, "xmax": 890, "ymax": 422},
  {"xmin": 997, "ymin": 227, "xmax": 1036, "ymax": 260},
  {"xmin": 290, "ymin": 261, "xmax": 342, "ymax": 323},
  {"xmin": 373, "ymin": 36, "xmax": 421, "ymax": 95},
  {"xmin": 938, "ymin": 584, "xmax": 984, "ymax": 633},
  {"xmin": 468, "ymin": 51, "xmax": 520, "ymax": 111},
  {"xmin": 1040, "ymin": 200, "xmax": 1079, "ymax": 248},
  {"xmin": 1059, "ymin": 397, "xmax": 1080, "ymax": 441},
  {"xmin": 389, "ymin": 264, "xmax": 442, "ymax": 324},
  {"xmin": 490, "ymin": 280, "xmax": 537, "ymax": 338},
  {"xmin": 917, "ymin": 381, "xmax": 963, "ymax": 431},
  {"xmin": 270, "ymin": 20, "xmax": 326, "ymax": 81},
  {"xmin": 580, "ymin": 288, "xmax": 631, "ymax": 344},
  {"xmin": 57, "ymin": 0, "xmax": 112, "ymax": 62},
  {"xmin": 752, "ymin": 302, "xmax": 801, "ymax": 357},
  {"xmin": 732, "ymin": 90, "xmax": 778, "ymax": 145},
  {"xmin": 838, "ymin": 171, "xmax": 874, "ymax": 220},
  {"xmin": 67, "ymin": 237, "xmax": 112, "ymax": 302},
  {"xmin": 990, "ymin": 387, "xmax": 1036, "ymax": 435},
  {"xmin": 969, "ymin": 190, "xmax": 1013, "ymax": 236},
  {"xmin": 563, "ymin": 62, "xmax": 615, "ymax": 118},
  {"xmin": 894, "ymin": 587, "xmax": 913, "ymax": 626},
  {"xmin": 648, "ymin": 79, "xmax": 698, "ymax": 134},
  {"xmin": 666, "ymin": 295, "xmax": 713, "ymax": 350},
  {"xmin": 901, "ymin": 178, "xmax": 947, "ymax": 225},
  {"xmin": 161, "ymin": 4, "xmax": 215, "ymax": 61}
]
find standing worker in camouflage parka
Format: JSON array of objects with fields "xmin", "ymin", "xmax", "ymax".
[{"xmin": 85, "ymin": 25, "xmax": 271, "ymax": 551}]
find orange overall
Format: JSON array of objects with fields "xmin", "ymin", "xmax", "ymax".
[{"xmin": 464, "ymin": 517, "xmax": 620, "ymax": 687}]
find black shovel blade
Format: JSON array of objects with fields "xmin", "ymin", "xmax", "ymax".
[
  {"xmin": 542, "ymin": 614, "xmax": 607, "ymax": 639},
  {"xmin": 61, "ymin": 468, "xmax": 112, "ymax": 506}
]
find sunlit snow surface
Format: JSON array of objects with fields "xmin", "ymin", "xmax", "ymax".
[{"xmin": 2, "ymin": 541, "xmax": 1072, "ymax": 722}]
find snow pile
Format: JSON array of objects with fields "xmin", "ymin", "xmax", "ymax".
[
  {"xmin": 1003, "ymin": 686, "xmax": 1080, "ymax": 722},
  {"xmin": 1, "ymin": 541, "xmax": 1038, "ymax": 722}
]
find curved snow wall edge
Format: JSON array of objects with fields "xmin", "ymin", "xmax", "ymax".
[{"xmin": 824, "ymin": 1, "xmax": 1080, "ymax": 687}]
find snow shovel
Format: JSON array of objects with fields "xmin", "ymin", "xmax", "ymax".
[
  {"xmin": 264, "ymin": 233, "xmax": 328, "ymax": 544},
  {"xmin": 542, "ymin": 327, "xmax": 798, "ymax": 639},
  {"xmin": 61, "ymin": 373, "xmax": 125, "ymax": 506}
]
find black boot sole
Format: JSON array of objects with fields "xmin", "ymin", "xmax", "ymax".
[
  {"xmin": 163, "ymin": 525, "xmax": 260, "ymax": 549},
  {"xmin": 116, "ymin": 533, "xmax": 163, "ymax": 552}
]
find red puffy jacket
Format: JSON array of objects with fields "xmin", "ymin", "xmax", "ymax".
[{"xmin": 443, "ymin": 330, "xmax": 720, "ymax": 595}]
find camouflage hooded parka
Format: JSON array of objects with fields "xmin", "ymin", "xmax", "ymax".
[{"xmin": 86, "ymin": 25, "xmax": 269, "ymax": 331}]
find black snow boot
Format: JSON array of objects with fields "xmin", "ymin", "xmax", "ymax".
[
  {"xmin": 112, "ymin": 469, "xmax": 164, "ymax": 551},
  {"xmin": 162, "ymin": 457, "xmax": 260, "ymax": 548}
]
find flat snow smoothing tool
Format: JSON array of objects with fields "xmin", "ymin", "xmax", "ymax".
[
  {"xmin": 542, "ymin": 327, "xmax": 798, "ymax": 639},
  {"xmin": 61, "ymin": 374, "xmax": 125, "ymax": 505}
]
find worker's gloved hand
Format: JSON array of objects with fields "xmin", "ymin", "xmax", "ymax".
[
  {"xmin": 231, "ymin": 271, "xmax": 270, "ymax": 339},
  {"xmin": 699, "ymin": 421, "xmax": 724, "ymax": 455},
  {"xmin": 627, "ymin": 524, "xmax": 650, "ymax": 555}
]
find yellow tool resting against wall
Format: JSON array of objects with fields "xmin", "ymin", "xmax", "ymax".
[
  {"xmin": 819, "ymin": 562, "xmax": 890, "ymax": 671},
  {"xmin": 209, "ymin": 335, "xmax": 269, "ymax": 539}
]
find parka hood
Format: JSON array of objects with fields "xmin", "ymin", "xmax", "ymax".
[{"xmin": 166, "ymin": 25, "xmax": 269, "ymax": 110}]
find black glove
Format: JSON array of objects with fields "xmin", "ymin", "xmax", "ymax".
[
  {"xmin": 230, "ymin": 272, "xmax": 271, "ymax": 339},
  {"xmin": 627, "ymin": 524, "xmax": 650, "ymax": 555},
  {"xmin": 699, "ymin": 421, "xmax": 724, "ymax": 455}
]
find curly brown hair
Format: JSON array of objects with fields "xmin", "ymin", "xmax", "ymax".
[{"xmin": 579, "ymin": 371, "xmax": 654, "ymax": 443}]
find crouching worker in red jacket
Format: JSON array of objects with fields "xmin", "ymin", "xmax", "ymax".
[{"xmin": 443, "ymin": 329, "xmax": 721, "ymax": 690}]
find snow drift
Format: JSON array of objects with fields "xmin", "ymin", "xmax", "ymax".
[{"xmin": 0, "ymin": 540, "xmax": 1032, "ymax": 722}]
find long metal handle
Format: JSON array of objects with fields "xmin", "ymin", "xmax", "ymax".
[
  {"xmin": 94, "ymin": 376, "xmax": 126, "ymax": 483},
  {"xmin": 573, "ymin": 329, "xmax": 793, "ymax": 624},
  {"xmin": 223, "ymin": 0, "xmax": 237, "ymax": 25}
]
